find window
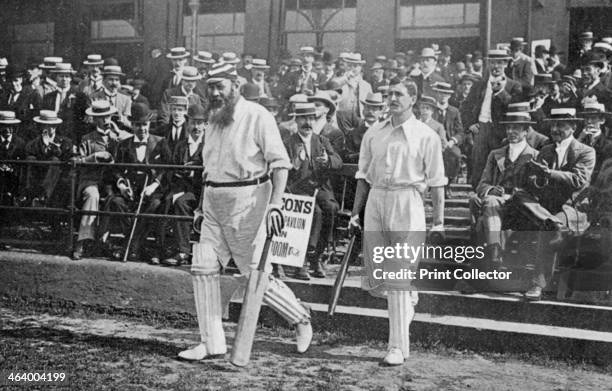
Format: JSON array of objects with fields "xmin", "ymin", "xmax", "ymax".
[
  {"xmin": 282, "ymin": 0, "xmax": 357, "ymax": 55},
  {"xmin": 398, "ymin": 1, "xmax": 481, "ymax": 39},
  {"xmin": 183, "ymin": 0, "xmax": 245, "ymax": 53},
  {"xmin": 90, "ymin": 0, "xmax": 142, "ymax": 41}
]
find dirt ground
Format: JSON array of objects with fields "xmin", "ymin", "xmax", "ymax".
[{"xmin": 1, "ymin": 307, "xmax": 611, "ymax": 391}]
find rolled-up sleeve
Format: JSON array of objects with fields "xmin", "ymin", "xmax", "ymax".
[{"xmin": 256, "ymin": 109, "xmax": 292, "ymax": 171}]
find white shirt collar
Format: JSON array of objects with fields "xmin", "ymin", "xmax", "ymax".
[
  {"xmin": 556, "ymin": 135, "xmax": 574, "ymax": 149},
  {"xmin": 508, "ymin": 139, "xmax": 527, "ymax": 161},
  {"xmin": 1, "ymin": 134, "xmax": 12, "ymax": 143},
  {"xmin": 135, "ymin": 136, "xmax": 148, "ymax": 144},
  {"xmin": 188, "ymin": 134, "xmax": 202, "ymax": 145}
]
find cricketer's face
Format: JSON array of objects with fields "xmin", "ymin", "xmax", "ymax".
[{"xmin": 387, "ymin": 83, "xmax": 415, "ymax": 116}]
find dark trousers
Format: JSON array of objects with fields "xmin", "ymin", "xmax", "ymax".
[
  {"xmin": 443, "ymin": 145, "xmax": 462, "ymax": 182},
  {"xmin": 161, "ymin": 191, "xmax": 197, "ymax": 254},
  {"xmin": 308, "ymin": 189, "xmax": 339, "ymax": 255},
  {"xmin": 25, "ymin": 156, "xmax": 64, "ymax": 201},
  {"xmin": 471, "ymin": 122, "xmax": 504, "ymax": 188},
  {"xmin": 99, "ymin": 193, "xmax": 163, "ymax": 256}
]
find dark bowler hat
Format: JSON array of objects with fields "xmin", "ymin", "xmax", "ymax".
[
  {"xmin": 187, "ymin": 104, "xmax": 207, "ymax": 120},
  {"xmin": 534, "ymin": 45, "xmax": 549, "ymax": 56},
  {"xmin": 0, "ymin": 111, "xmax": 21, "ymax": 125},
  {"xmin": 499, "ymin": 111, "xmax": 535, "ymax": 125},
  {"xmin": 129, "ymin": 103, "xmax": 154, "ymax": 122},
  {"xmin": 543, "ymin": 108, "xmax": 583, "ymax": 123},
  {"xmin": 240, "ymin": 83, "xmax": 261, "ymax": 101},
  {"xmin": 85, "ymin": 100, "xmax": 118, "ymax": 117},
  {"xmin": 101, "ymin": 65, "xmax": 125, "ymax": 76},
  {"xmin": 4, "ymin": 65, "xmax": 24, "ymax": 81}
]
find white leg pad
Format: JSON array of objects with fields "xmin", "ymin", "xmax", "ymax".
[
  {"xmin": 263, "ymin": 277, "xmax": 310, "ymax": 325},
  {"xmin": 387, "ymin": 290, "xmax": 415, "ymax": 358},
  {"xmin": 191, "ymin": 243, "xmax": 226, "ymax": 355}
]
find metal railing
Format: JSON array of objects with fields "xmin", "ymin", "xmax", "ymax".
[{"xmin": 0, "ymin": 159, "xmax": 361, "ymax": 253}]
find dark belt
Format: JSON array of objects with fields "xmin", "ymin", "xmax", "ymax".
[{"xmin": 204, "ymin": 174, "xmax": 270, "ymax": 188}]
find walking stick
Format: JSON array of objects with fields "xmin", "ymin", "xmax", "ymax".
[{"xmin": 123, "ymin": 174, "xmax": 149, "ymax": 262}]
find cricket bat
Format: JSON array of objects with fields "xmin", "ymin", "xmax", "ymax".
[
  {"xmin": 230, "ymin": 208, "xmax": 282, "ymax": 367},
  {"xmin": 328, "ymin": 233, "xmax": 356, "ymax": 316}
]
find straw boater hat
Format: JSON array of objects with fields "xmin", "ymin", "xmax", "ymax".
[
  {"xmin": 578, "ymin": 101, "xmax": 611, "ymax": 117},
  {"xmin": 543, "ymin": 108, "xmax": 583, "ymax": 123},
  {"xmin": 499, "ymin": 111, "xmax": 536, "ymax": 125},
  {"xmin": 169, "ymin": 96, "xmax": 189, "ymax": 107},
  {"xmin": 34, "ymin": 110, "xmax": 63, "ymax": 125},
  {"xmin": 307, "ymin": 90, "xmax": 336, "ymax": 116},
  {"xmin": 370, "ymin": 63, "xmax": 384, "ymax": 71},
  {"xmin": 534, "ymin": 73, "xmax": 555, "ymax": 85},
  {"xmin": 486, "ymin": 49, "xmax": 511, "ymax": 61},
  {"xmin": 300, "ymin": 46, "xmax": 315, "ymax": 55},
  {"xmin": 432, "ymin": 82, "xmax": 454, "ymax": 95},
  {"xmin": 259, "ymin": 97, "xmax": 280, "ymax": 108},
  {"xmin": 0, "ymin": 111, "xmax": 21, "ymax": 125},
  {"xmin": 418, "ymin": 95, "xmax": 439, "ymax": 110},
  {"xmin": 167, "ymin": 47, "xmax": 190, "ymax": 59},
  {"xmin": 220, "ymin": 52, "xmax": 240, "ymax": 64},
  {"xmin": 181, "ymin": 66, "xmax": 202, "ymax": 81},
  {"xmin": 50, "ymin": 63, "xmax": 76, "ymax": 75},
  {"xmin": 360, "ymin": 92, "xmax": 385, "ymax": 107},
  {"xmin": 291, "ymin": 102, "xmax": 317, "ymax": 117},
  {"xmin": 206, "ymin": 62, "xmax": 239, "ymax": 84},
  {"xmin": 343, "ymin": 52, "xmax": 366, "ymax": 64},
  {"xmin": 579, "ymin": 31, "xmax": 594, "ymax": 40},
  {"xmin": 101, "ymin": 65, "xmax": 125, "ymax": 76},
  {"xmin": 251, "ymin": 59, "xmax": 270, "ymax": 70},
  {"xmin": 39, "ymin": 57, "xmax": 63, "ymax": 70},
  {"xmin": 507, "ymin": 102, "xmax": 533, "ymax": 113},
  {"xmin": 83, "ymin": 54, "xmax": 104, "ymax": 66},
  {"xmin": 85, "ymin": 100, "xmax": 118, "ymax": 117},
  {"xmin": 0, "ymin": 58, "xmax": 8, "ymax": 71},
  {"xmin": 193, "ymin": 51, "xmax": 215, "ymax": 64}
]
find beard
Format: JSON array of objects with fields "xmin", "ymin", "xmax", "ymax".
[{"xmin": 207, "ymin": 89, "xmax": 238, "ymax": 128}]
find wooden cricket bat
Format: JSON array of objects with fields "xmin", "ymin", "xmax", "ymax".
[
  {"xmin": 328, "ymin": 233, "xmax": 356, "ymax": 316},
  {"xmin": 230, "ymin": 209, "xmax": 281, "ymax": 367}
]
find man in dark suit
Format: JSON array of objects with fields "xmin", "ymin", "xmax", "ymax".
[
  {"xmin": 159, "ymin": 66, "xmax": 206, "ymax": 125},
  {"xmin": 576, "ymin": 101, "xmax": 612, "ymax": 180},
  {"xmin": 160, "ymin": 47, "xmax": 190, "ymax": 96},
  {"xmin": 412, "ymin": 47, "xmax": 446, "ymax": 98},
  {"xmin": 41, "ymin": 63, "xmax": 89, "ymax": 143},
  {"xmin": 0, "ymin": 66, "xmax": 41, "ymax": 141},
  {"xmin": 307, "ymin": 90, "xmax": 345, "ymax": 154},
  {"xmin": 99, "ymin": 103, "xmax": 171, "ymax": 264},
  {"xmin": 504, "ymin": 108, "xmax": 596, "ymax": 300},
  {"xmin": 160, "ymin": 104, "xmax": 205, "ymax": 266},
  {"xmin": 469, "ymin": 112, "xmax": 538, "ymax": 264},
  {"xmin": 24, "ymin": 111, "xmax": 74, "ymax": 207},
  {"xmin": 579, "ymin": 51, "xmax": 612, "ymax": 109},
  {"xmin": 283, "ymin": 102, "xmax": 342, "ymax": 280},
  {"xmin": 71, "ymin": 101, "xmax": 125, "ymax": 260},
  {"xmin": 507, "ymin": 38, "xmax": 534, "ymax": 96},
  {"xmin": 463, "ymin": 49, "xmax": 523, "ymax": 188},
  {"xmin": 506, "ymin": 102, "xmax": 549, "ymax": 150},
  {"xmin": 0, "ymin": 111, "xmax": 26, "ymax": 205},
  {"xmin": 342, "ymin": 92, "xmax": 386, "ymax": 164},
  {"xmin": 155, "ymin": 95, "xmax": 190, "ymax": 151},
  {"xmin": 90, "ymin": 65, "xmax": 133, "ymax": 131},
  {"xmin": 433, "ymin": 82, "xmax": 464, "ymax": 195}
]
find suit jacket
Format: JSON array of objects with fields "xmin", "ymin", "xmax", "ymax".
[
  {"xmin": 158, "ymin": 87, "xmax": 206, "ymax": 125},
  {"xmin": 284, "ymin": 132, "xmax": 342, "ymax": 196},
  {"xmin": 476, "ymin": 143, "xmax": 538, "ymax": 197},
  {"xmin": 160, "ymin": 70, "xmax": 183, "ymax": 94},
  {"xmin": 42, "ymin": 86, "xmax": 89, "ymax": 142},
  {"xmin": 422, "ymin": 118, "xmax": 448, "ymax": 149},
  {"xmin": 577, "ymin": 131, "xmax": 612, "ymax": 179},
  {"xmin": 463, "ymin": 76, "xmax": 523, "ymax": 128},
  {"xmin": 578, "ymin": 81, "xmax": 612, "ymax": 109},
  {"xmin": 528, "ymin": 138, "xmax": 595, "ymax": 213},
  {"xmin": 435, "ymin": 104, "xmax": 464, "ymax": 145},
  {"xmin": 411, "ymin": 71, "xmax": 446, "ymax": 98},
  {"xmin": 153, "ymin": 121, "xmax": 190, "ymax": 152},
  {"xmin": 0, "ymin": 88, "xmax": 42, "ymax": 124},
  {"xmin": 525, "ymin": 127, "xmax": 549, "ymax": 150},
  {"xmin": 167, "ymin": 137, "xmax": 204, "ymax": 194},
  {"xmin": 132, "ymin": 94, "xmax": 150, "ymax": 106},
  {"xmin": 339, "ymin": 77, "xmax": 372, "ymax": 118},
  {"xmin": 77, "ymin": 129, "xmax": 121, "ymax": 189},
  {"xmin": 342, "ymin": 119, "xmax": 368, "ymax": 164},
  {"xmin": 0, "ymin": 135, "xmax": 26, "ymax": 161},
  {"xmin": 319, "ymin": 123, "xmax": 345, "ymax": 158},
  {"xmin": 90, "ymin": 89, "xmax": 132, "ymax": 126},
  {"xmin": 25, "ymin": 134, "xmax": 74, "ymax": 161},
  {"xmin": 507, "ymin": 55, "xmax": 534, "ymax": 93},
  {"xmin": 113, "ymin": 134, "xmax": 171, "ymax": 192}
]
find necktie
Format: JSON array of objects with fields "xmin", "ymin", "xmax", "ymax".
[{"xmin": 134, "ymin": 141, "xmax": 147, "ymax": 147}]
